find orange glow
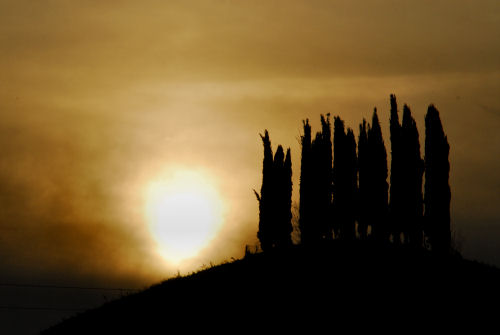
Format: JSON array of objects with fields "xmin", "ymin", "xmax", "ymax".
[{"xmin": 144, "ymin": 169, "xmax": 224, "ymax": 265}]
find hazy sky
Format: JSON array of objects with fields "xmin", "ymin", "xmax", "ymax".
[{"xmin": 1, "ymin": 1, "xmax": 500, "ymax": 332}]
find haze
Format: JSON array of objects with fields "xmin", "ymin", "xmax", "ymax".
[{"xmin": 1, "ymin": 0, "xmax": 499, "ymax": 302}]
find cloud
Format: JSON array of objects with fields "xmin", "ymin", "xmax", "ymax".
[
  {"xmin": 2, "ymin": 0, "xmax": 499, "ymax": 90},
  {"xmin": 0, "ymin": 0, "xmax": 500, "ymax": 286}
]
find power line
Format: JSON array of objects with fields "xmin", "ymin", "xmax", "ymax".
[
  {"xmin": 0, "ymin": 305, "xmax": 87, "ymax": 312},
  {"xmin": 0, "ymin": 282, "xmax": 141, "ymax": 312},
  {"xmin": 0, "ymin": 283, "xmax": 139, "ymax": 292}
]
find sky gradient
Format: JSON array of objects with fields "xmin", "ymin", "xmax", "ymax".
[{"xmin": 1, "ymin": 1, "xmax": 500, "ymax": 332}]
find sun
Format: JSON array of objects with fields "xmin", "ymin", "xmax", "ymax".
[{"xmin": 144, "ymin": 169, "xmax": 224, "ymax": 264}]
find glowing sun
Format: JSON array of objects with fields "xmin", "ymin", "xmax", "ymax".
[{"xmin": 144, "ymin": 169, "xmax": 224, "ymax": 264}]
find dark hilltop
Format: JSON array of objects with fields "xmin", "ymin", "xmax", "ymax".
[
  {"xmin": 42, "ymin": 241, "xmax": 500, "ymax": 334},
  {"xmin": 43, "ymin": 95, "xmax": 500, "ymax": 333}
]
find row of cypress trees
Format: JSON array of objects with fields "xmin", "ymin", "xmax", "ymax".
[{"xmin": 255, "ymin": 95, "xmax": 451, "ymax": 254}]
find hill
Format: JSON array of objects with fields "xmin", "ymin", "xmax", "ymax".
[{"xmin": 42, "ymin": 241, "xmax": 500, "ymax": 333}]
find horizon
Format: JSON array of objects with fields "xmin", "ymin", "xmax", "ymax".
[{"xmin": 1, "ymin": 1, "xmax": 499, "ymax": 333}]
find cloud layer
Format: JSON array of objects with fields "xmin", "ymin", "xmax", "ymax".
[{"xmin": 0, "ymin": 0, "xmax": 499, "ymax": 289}]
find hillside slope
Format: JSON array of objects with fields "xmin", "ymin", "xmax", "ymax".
[{"xmin": 42, "ymin": 241, "xmax": 500, "ymax": 333}]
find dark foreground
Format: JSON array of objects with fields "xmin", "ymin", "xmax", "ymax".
[{"xmin": 42, "ymin": 241, "xmax": 500, "ymax": 333}]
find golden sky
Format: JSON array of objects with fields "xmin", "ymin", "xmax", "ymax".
[{"xmin": 1, "ymin": 0, "xmax": 500, "ymax": 290}]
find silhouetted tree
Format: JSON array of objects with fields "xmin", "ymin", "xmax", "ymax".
[
  {"xmin": 272, "ymin": 145, "xmax": 285, "ymax": 247},
  {"xmin": 274, "ymin": 147, "xmax": 293, "ymax": 248},
  {"xmin": 333, "ymin": 117, "xmax": 343, "ymax": 239},
  {"xmin": 300, "ymin": 115, "xmax": 333, "ymax": 242},
  {"xmin": 318, "ymin": 115, "xmax": 333, "ymax": 240},
  {"xmin": 255, "ymin": 131, "xmax": 293, "ymax": 251},
  {"xmin": 345, "ymin": 129, "xmax": 358, "ymax": 240},
  {"xmin": 390, "ymin": 97, "xmax": 425, "ymax": 246},
  {"xmin": 255, "ymin": 131, "xmax": 274, "ymax": 251},
  {"xmin": 358, "ymin": 109, "xmax": 389, "ymax": 242},
  {"xmin": 368, "ymin": 110, "xmax": 389, "ymax": 242},
  {"xmin": 401, "ymin": 105, "xmax": 424, "ymax": 247},
  {"xmin": 333, "ymin": 117, "xmax": 357, "ymax": 240},
  {"xmin": 358, "ymin": 119, "xmax": 369, "ymax": 240},
  {"xmin": 284, "ymin": 149, "xmax": 293, "ymax": 245},
  {"xmin": 299, "ymin": 119, "xmax": 313, "ymax": 244},
  {"xmin": 389, "ymin": 95, "xmax": 404, "ymax": 244},
  {"xmin": 310, "ymin": 133, "xmax": 323, "ymax": 241},
  {"xmin": 424, "ymin": 105, "xmax": 451, "ymax": 254}
]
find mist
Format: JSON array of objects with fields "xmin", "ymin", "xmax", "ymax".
[{"xmin": 0, "ymin": 0, "xmax": 499, "ymax": 291}]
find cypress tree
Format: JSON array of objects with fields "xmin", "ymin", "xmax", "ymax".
[
  {"xmin": 310, "ymin": 132, "xmax": 327, "ymax": 240},
  {"xmin": 333, "ymin": 117, "xmax": 345, "ymax": 239},
  {"xmin": 333, "ymin": 117, "xmax": 356, "ymax": 240},
  {"xmin": 299, "ymin": 120, "xmax": 313, "ymax": 244},
  {"xmin": 401, "ymin": 105, "xmax": 424, "ymax": 247},
  {"xmin": 301, "ymin": 115, "xmax": 333, "ymax": 242},
  {"xmin": 357, "ymin": 119, "xmax": 369, "ymax": 240},
  {"xmin": 284, "ymin": 148, "xmax": 293, "ymax": 242},
  {"xmin": 367, "ymin": 109, "xmax": 389, "ymax": 242},
  {"xmin": 389, "ymin": 95, "xmax": 404, "ymax": 244},
  {"xmin": 320, "ymin": 115, "xmax": 333, "ymax": 240},
  {"xmin": 310, "ymin": 133, "xmax": 323, "ymax": 241},
  {"xmin": 424, "ymin": 105, "xmax": 451, "ymax": 254},
  {"xmin": 345, "ymin": 128, "xmax": 358, "ymax": 241},
  {"xmin": 277, "ymin": 148, "xmax": 293, "ymax": 247},
  {"xmin": 272, "ymin": 145, "xmax": 285, "ymax": 247},
  {"xmin": 256, "ymin": 130, "xmax": 274, "ymax": 251},
  {"xmin": 255, "ymin": 133, "xmax": 293, "ymax": 251}
]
